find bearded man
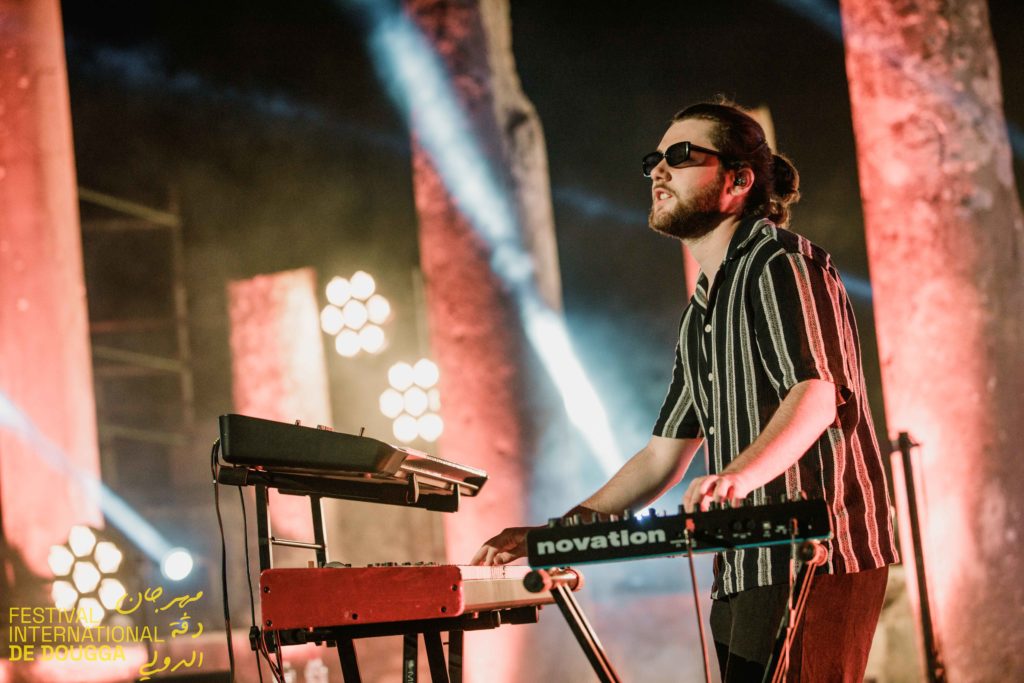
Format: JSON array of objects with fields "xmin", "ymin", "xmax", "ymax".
[{"xmin": 473, "ymin": 101, "xmax": 898, "ymax": 682}]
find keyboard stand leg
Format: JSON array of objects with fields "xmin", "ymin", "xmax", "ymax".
[
  {"xmin": 763, "ymin": 540, "xmax": 828, "ymax": 683},
  {"xmin": 423, "ymin": 631, "xmax": 450, "ymax": 683},
  {"xmin": 447, "ymin": 630, "xmax": 463, "ymax": 683},
  {"xmin": 550, "ymin": 585, "xmax": 622, "ymax": 683},
  {"xmin": 403, "ymin": 632, "xmax": 418, "ymax": 682},
  {"xmin": 336, "ymin": 637, "xmax": 362, "ymax": 683}
]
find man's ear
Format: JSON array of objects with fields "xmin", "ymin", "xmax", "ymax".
[{"xmin": 729, "ymin": 167, "xmax": 755, "ymax": 196}]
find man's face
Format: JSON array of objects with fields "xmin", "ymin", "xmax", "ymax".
[{"xmin": 647, "ymin": 118, "xmax": 727, "ymax": 241}]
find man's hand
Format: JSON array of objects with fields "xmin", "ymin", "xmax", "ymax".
[
  {"xmin": 682, "ymin": 473, "xmax": 751, "ymax": 512},
  {"xmin": 470, "ymin": 526, "xmax": 539, "ymax": 566}
]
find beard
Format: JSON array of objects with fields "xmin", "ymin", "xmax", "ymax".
[{"xmin": 648, "ymin": 173, "xmax": 726, "ymax": 241}]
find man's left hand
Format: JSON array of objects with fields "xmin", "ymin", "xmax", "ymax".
[{"xmin": 682, "ymin": 473, "xmax": 751, "ymax": 512}]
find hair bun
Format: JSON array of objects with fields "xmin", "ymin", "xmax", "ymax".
[{"xmin": 771, "ymin": 154, "xmax": 800, "ymax": 202}]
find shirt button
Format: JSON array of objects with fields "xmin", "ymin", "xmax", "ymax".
[
  {"xmin": 707, "ymin": 372, "xmax": 713, "ymax": 381},
  {"xmin": 704, "ymin": 324, "xmax": 712, "ymax": 333},
  {"xmin": 708, "ymin": 426, "xmax": 716, "ymax": 436}
]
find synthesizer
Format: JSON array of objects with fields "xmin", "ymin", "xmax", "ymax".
[
  {"xmin": 259, "ymin": 564, "xmax": 581, "ymax": 630},
  {"xmin": 527, "ymin": 499, "xmax": 831, "ymax": 568},
  {"xmin": 218, "ymin": 413, "xmax": 487, "ymax": 495}
]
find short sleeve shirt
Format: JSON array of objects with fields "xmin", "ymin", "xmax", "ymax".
[{"xmin": 654, "ymin": 217, "xmax": 899, "ymax": 597}]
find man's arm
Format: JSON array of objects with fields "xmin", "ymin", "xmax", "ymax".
[
  {"xmin": 682, "ymin": 378, "xmax": 837, "ymax": 512},
  {"xmin": 471, "ymin": 435, "xmax": 702, "ymax": 565}
]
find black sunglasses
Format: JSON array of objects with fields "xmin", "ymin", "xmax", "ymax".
[{"xmin": 641, "ymin": 141, "xmax": 724, "ymax": 177}]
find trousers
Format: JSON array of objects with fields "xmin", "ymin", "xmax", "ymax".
[{"xmin": 709, "ymin": 565, "xmax": 888, "ymax": 682}]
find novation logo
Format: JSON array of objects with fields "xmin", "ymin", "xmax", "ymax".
[{"xmin": 535, "ymin": 529, "xmax": 668, "ymax": 556}]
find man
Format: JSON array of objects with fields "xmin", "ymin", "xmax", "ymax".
[{"xmin": 472, "ymin": 101, "xmax": 899, "ymax": 682}]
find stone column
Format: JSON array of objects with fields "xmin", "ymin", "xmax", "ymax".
[
  {"xmin": 841, "ymin": 0, "xmax": 1024, "ymax": 679},
  {"xmin": 404, "ymin": 0, "xmax": 569, "ymax": 680},
  {"xmin": 0, "ymin": 0, "xmax": 103, "ymax": 577}
]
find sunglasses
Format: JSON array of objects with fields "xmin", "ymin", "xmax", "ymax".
[{"xmin": 641, "ymin": 141, "xmax": 724, "ymax": 177}]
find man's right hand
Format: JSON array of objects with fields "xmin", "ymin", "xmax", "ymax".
[{"xmin": 470, "ymin": 526, "xmax": 539, "ymax": 565}]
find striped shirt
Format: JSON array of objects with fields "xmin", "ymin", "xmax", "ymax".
[{"xmin": 654, "ymin": 217, "xmax": 899, "ymax": 597}]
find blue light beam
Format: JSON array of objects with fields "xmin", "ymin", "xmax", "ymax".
[
  {"xmin": 0, "ymin": 391, "xmax": 175, "ymax": 563},
  {"xmin": 345, "ymin": 0, "xmax": 623, "ymax": 474}
]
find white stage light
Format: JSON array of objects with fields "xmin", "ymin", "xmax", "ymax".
[
  {"xmin": 350, "ymin": 271, "xmax": 376, "ymax": 299},
  {"xmin": 393, "ymin": 415, "xmax": 418, "ymax": 443},
  {"xmin": 161, "ymin": 548, "xmax": 194, "ymax": 581},
  {"xmin": 69, "ymin": 526, "xmax": 97, "ymax": 557},
  {"xmin": 413, "ymin": 359, "xmax": 439, "ymax": 388},
  {"xmin": 360, "ymin": 325, "xmax": 386, "ymax": 353},
  {"xmin": 379, "ymin": 389, "xmax": 404, "ymax": 419},
  {"xmin": 326, "ymin": 277, "xmax": 352, "ymax": 306},
  {"xmin": 366, "ymin": 294, "xmax": 391, "ymax": 324},
  {"xmin": 388, "ymin": 362, "xmax": 415, "ymax": 391},
  {"xmin": 52, "ymin": 581, "xmax": 78, "ymax": 611},
  {"xmin": 72, "ymin": 562, "xmax": 101, "ymax": 594},
  {"xmin": 320, "ymin": 305, "xmax": 345, "ymax": 335},
  {"xmin": 342, "ymin": 300, "xmax": 369, "ymax": 330},
  {"xmin": 76, "ymin": 597, "xmax": 104, "ymax": 628},
  {"xmin": 48, "ymin": 545, "xmax": 75, "ymax": 577},
  {"xmin": 98, "ymin": 578, "xmax": 127, "ymax": 611},
  {"xmin": 93, "ymin": 541, "xmax": 123, "ymax": 574},
  {"xmin": 418, "ymin": 414, "xmax": 444, "ymax": 442},
  {"xmin": 403, "ymin": 387, "xmax": 428, "ymax": 417},
  {"xmin": 335, "ymin": 330, "xmax": 361, "ymax": 357}
]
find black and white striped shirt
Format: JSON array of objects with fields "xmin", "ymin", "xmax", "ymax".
[{"xmin": 654, "ymin": 217, "xmax": 899, "ymax": 597}]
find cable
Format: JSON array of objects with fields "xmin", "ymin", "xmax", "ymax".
[
  {"xmin": 685, "ymin": 523, "xmax": 713, "ymax": 683},
  {"xmin": 762, "ymin": 519, "xmax": 801, "ymax": 683},
  {"xmin": 239, "ymin": 487, "xmax": 264, "ymax": 683},
  {"xmin": 210, "ymin": 440, "xmax": 236, "ymax": 680}
]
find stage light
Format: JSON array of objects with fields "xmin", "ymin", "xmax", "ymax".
[
  {"xmin": 335, "ymin": 330, "xmax": 361, "ymax": 357},
  {"xmin": 69, "ymin": 525, "xmax": 97, "ymax": 557},
  {"xmin": 94, "ymin": 541, "xmax": 123, "ymax": 573},
  {"xmin": 382, "ymin": 358, "xmax": 445, "ymax": 443},
  {"xmin": 48, "ymin": 545, "xmax": 75, "ymax": 576},
  {"xmin": 359, "ymin": 324, "xmax": 386, "ymax": 353},
  {"xmin": 49, "ymin": 525, "xmax": 142, "ymax": 626},
  {"xmin": 388, "ymin": 362, "xmax": 415, "ymax": 391},
  {"xmin": 403, "ymin": 387, "xmax": 428, "ymax": 417},
  {"xmin": 320, "ymin": 305, "xmax": 345, "ymax": 335},
  {"xmin": 342, "ymin": 300, "xmax": 369, "ymax": 330},
  {"xmin": 418, "ymin": 414, "xmax": 444, "ymax": 442},
  {"xmin": 393, "ymin": 414, "xmax": 418, "ymax": 443},
  {"xmin": 161, "ymin": 548, "xmax": 194, "ymax": 581},
  {"xmin": 326, "ymin": 277, "xmax": 352, "ymax": 306},
  {"xmin": 379, "ymin": 389, "xmax": 404, "ymax": 419},
  {"xmin": 366, "ymin": 294, "xmax": 391, "ymax": 324},
  {"xmin": 350, "ymin": 271, "xmax": 376, "ymax": 299},
  {"xmin": 413, "ymin": 358, "xmax": 439, "ymax": 388},
  {"xmin": 76, "ymin": 597, "xmax": 104, "ymax": 628},
  {"xmin": 72, "ymin": 561, "xmax": 101, "ymax": 594},
  {"xmin": 323, "ymin": 271, "xmax": 392, "ymax": 357},
  {"xmin": 52, "ymin": 580, "xmax": 78, "ymax": 611},
  {"xmin": 98, "ymin": 578, "xmax": 127, "ymax": 611}
]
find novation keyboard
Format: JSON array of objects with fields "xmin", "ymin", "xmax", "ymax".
[
  {"xmin": 527, "ymin": 499, "xmax": 831, "ymax": 568},
  {"xmin": 259, "ymin": 564, "xmax": 582, "ymax": 630}
]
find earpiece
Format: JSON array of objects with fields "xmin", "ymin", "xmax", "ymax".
[{"xmin": 734, "ymin": 176, "xmax": 748, "ymax": 187}]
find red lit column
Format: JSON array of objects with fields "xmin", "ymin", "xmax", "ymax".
[
  {"xmin": 405, "ymin": 1, "xmax": 569, "ymax": 680},
  {"xmin": 227, "ymin": 268, "xmax": 331, "ymax": 543},
  {"xmin": 0, "ymin": 0, "xmax": 102, "ymax": 576},
  {"xmin": 841, "ymin": 0, "xmax": 1024, "ymax": 678}
]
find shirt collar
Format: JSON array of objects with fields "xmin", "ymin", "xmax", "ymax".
[
  {"xmin": 691, "ymin": 216, "xmax": 773, "ymax": 309},
  {"xmin": 724, "ymin": 215, "xmax": 774, "ymax": 263}
]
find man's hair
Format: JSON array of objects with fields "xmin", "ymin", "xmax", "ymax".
[{"xmin": 672, "ymin": 98, "xmax": 801, "ymax": 226}]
